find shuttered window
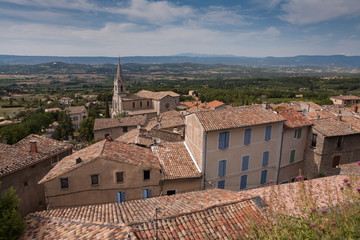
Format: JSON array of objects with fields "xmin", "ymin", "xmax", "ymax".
[
  {"xmin": 260, "ymin": 170, "xmax": 267, "ymax": 184},
  {"xmin": 116, "ymin": 192, "xmax": 125, "ymax": 203},
  {"xmin": 218, "ymin": 160, "xmax": 227, "ymax": 177},
  {"xmin": 142, "ymin": 189, "xmax": 152, "ymax": 199},
  {"xmin": 240, "ymin": 175, "xmax": 247, "ymax": 190},
  {"xmin": 242, "ymin": 156, "xmax": 249, "ymax": 171},
  {"xmin": 244, "ymin": 129, "xmax": 252, "ymax": 145},
  {"xmin": 262, "ymin": 151, "xmax": 269, "ymax": 167},
  {"xmin": 265, "ymin": 126, "xmax": 272, "ymax": 141},
  {"xmin": 218, "ymin": 132, "xmax": 230, "ymax": 149},
  {"xmin": 290, "ymin": 150, "xmax": 296, "ymax": 163},
  {"xmin": 217, "ymin": 180, "xmax": 225, "ymax": 189}
]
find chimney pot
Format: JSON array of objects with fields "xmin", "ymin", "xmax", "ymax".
[
  {"xmin": 76, "ymin": 157, "xmax": 82, "ymax": 164},
  {"xmin": 30, "ymin": 140, "xmax": 37, "ymax": 153}
]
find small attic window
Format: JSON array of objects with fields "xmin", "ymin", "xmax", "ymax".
[{"xmin": 76, "ymin": 157, "xmax": 82, "ymax": 164}]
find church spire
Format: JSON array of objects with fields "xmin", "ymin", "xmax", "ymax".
[{"xmin": 114, "ymin": 58, "xmax": 126, "ymax": 96}]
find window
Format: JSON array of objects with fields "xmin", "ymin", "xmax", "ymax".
[
  {"xmin": 260, "ymin": 170, "xmax": 267, "ymax": 184},
  {"xmin": 120, "ymin": 86, "xmax": 123, "ymax": 92},
  {"xmin": 265, "ymin": 126, "xmax": 272, "ymax": 141},
  {"xmin": 332, "ymin": 156, "xmax": 340, "ymax": 168},
  {"xmin": 167, "ymin": 190, "xmax": 176, "ymax": 196},
  {"xmin": 244, "ymin": 129, "xmax": 252, "ymax": 145},
  {"xmin": 165, "ymin": 103, "xmax": 170, "ymax": 109},
  {"xmin": 143, "ymin": 170, "xmax": 150, "ymax": 180},
  {"xmin": 60, "ymin": 178, "xmax": 69, "ymax": 190},
  {"xmin": 91, "ymin": 174, "xmax": 99, "ymax": 186},
  {"xmin": 74, "ymin": 124, "xmax": 78, "ymax": 129},
  {"xmin": 337, "ymin": 136, "xmax": 343, "ymax": 149},
  {"xmin": 123, "ymin": 126, "xmax": 128, "ymax": 132},
  {"xmin": 294, "ymin": 128, "xmax": 302, "ymax": 139},
  {"xmin": 311, "ymin": 133, "xmax": 317, "ymax": 147},
  {"xmin": 140, "ymin": 102, "xmax": 143, "ymax": 107},
  {"xmin": 218, "ymin": 132, "xmax": 230, "ymax": 149},
  {"xmin": 217, "ymin": 180, "xmax": 225, "ymax": 189},
  {"xmin": 73, "ymin": 117, "xmax": 78, "ymax": 121},
  {"xmin": 218, "ymin": 160, "xmax": 227, "ymax": 177},
  {"xmin": 116, "ymin": 192, "xmax": 125, "ymax": 203},
  {"xmin": 143, "ymin": 189, "xmax": 152, "ymax": 199},
  {"xmin": 240, "ymin": 175, "xmax": 247, "ymax": 190},
  {"xmin": 133, "ymin": 102, "xmax": 135, "ymax": 108},
  {"xmin": 104, "ymin": 133, "xmax": 110, "ymax": 138},
  {"xmin": 116, "ymin": 172, "xmax": 124, "ymax": 184},
  {"xmin": 147, "ymin": 101, "xmax": 150, "ymax": 107},
  {"xmin": 262, "ymin": 151, "xmax": 269, "ymax": 167},
  {"xmin": 83, "ymin": 116, "xmax": 86, "ymax": 119},
  {"xmin": 242, "ymin": 156, "xmax": 249, "ymax": 171},
  {"xmin": 290, "ymin": 150, "xmax": 296, "ymax": 163}
]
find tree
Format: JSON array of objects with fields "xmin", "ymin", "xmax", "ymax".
[
  {"xmin": 53, "ymin": 112, "xmax": 74, "ymax": 141},
  {"xmin": 0, "ymin": 183, "xmax": 26, "ymax": 240},
  {"xmin": 78, "ymin": 117, "xmax": 95, "ymax": 141},
  {"xmin": 105, "ymin": 97, "xmax": 110, "ymax": 118}
]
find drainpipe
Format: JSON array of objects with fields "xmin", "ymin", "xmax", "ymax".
[{"xmin": 275, "ymin": 123, "xmax": 284, "ymax": 184}]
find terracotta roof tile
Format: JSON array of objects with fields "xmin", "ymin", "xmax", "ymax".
[
  {"xmin": 135, "ymin": 90, "xmax": 179, "ymax": 100},
  {"xmin": 195, "ymin": 105, "xmax": 285, "ymax": 132},
  {"xmin": 277, "ymin": 109, "xmax": 312, "ymax": 128},
  {"xmin": 153, "ymin": 142, "xmax": 201, "ymax": 180},
  {"xmin": 0, "ymin": 134, "xmax": 72, "ymax": 177},
  {"xmin": 206, "ymin": 100, "xmax": 225, "ymax": 108},
  {"xmin": 39, "ymin": 139, "xmax": 159, "ymax": 183},
  {"xmin": 312, "ymin": 117, "xmax": 360, "ymax": 137},
  {"xmin": 244, "ymin": 175, "xmax": 360, "ymax": 216},
  {"xmin": 66, "ymin": 106, "xmax": 87, "ymax": 114},
  {"xmin": 340, "ymin": 162, "xmax": 360, "ymax": 176},
  {"xmin": 93, "ymin": 115, "xmax": 147, "ymax": 131}
]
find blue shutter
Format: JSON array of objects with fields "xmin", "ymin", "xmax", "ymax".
[
  {"xmin": 242, "ymin": 156, "xmax": 249, "ymax": 171},
  {"xmin": 219, "ymin": 132, "xmax": 225, "ymax": 149},
  {"xmin": 148, "ymin": 189, "xmax": 152, "ymax": 198},
  {"xmin": 290, "ymin": 150, "xmax": 296, "ymax": 163},
  {"xmin": 260, "ymin": 170, "xmax": 267, "ymax": 184},
  {"xmin": 265, "ymin": 126, "xmax": 272, "ymax": 141},
  {"xmin": 262, "ymin": 151, "xmax": 269, "ymax": 167},
  {"xmin": 142, "ymin": 189, "xmax": 147, "ymax": 199},
  {"xmin": 121, "ymin": 192, "xmax": 126, "ymax": 202},
  {"xmin": 218, "ymin": 160, "xmax": 227, "ymax": 177},
  {"xmin": 224, "ymin": 132, "xmax": 229, "ymax": 148},
  {"xmin": 116, "ymin": 192, "xmax": 121, "ymax": 203},
  {"xmin": 244, "ymin": 129, "xmax": 251, "ymax": 145},
  {"xmin": 217, "ymin": 180, "xmax": 225, "ymax": 189},
  {"xmin": 240, "ymin": 175, "xmax": 247, "ymax": 190}
]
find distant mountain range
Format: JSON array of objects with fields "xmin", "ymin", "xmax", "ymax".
[{"xmin": 1, "ymin": 54, "xmax": 360, "ymax": 67}]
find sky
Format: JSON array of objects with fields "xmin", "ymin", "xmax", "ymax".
[{"xmin": 0, "ymin": 0, "xmax": 359, "ymax": 57}]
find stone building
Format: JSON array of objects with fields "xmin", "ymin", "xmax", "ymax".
[
  {"xmin": 65, "ymin": 106, "xmax": 88, "ymax": 129},
  {"xmin": 277, "ymin": 109, "xmax": 312, "ymax": 183},
  {"xmin": 185, "ymin": 105, "xmax": 285, "ymax": 191},
  {"xmin": 0, "ymin": 134, "xmax": 72, "ymax": 215},
  {"xmin": 303, "ymin": 117, "xmax": 360, "ymax": 178},
  {"xmin": 330, "ymin": 95, "xmax": 360, "ymax": 106},
  {"xmin": 111, "ymin": 59, "xmax": 179, "ymax": 118},
  {"xmin": 39, "ymin": 138, "xmax": 161, "ymax": 208},
  {"xmin": 93, "ymin": 115, "xmax": 147, "ymax": 140}
]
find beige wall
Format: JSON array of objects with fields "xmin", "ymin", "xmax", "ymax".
[
  {"xmin": 277, "ymin": 161, "xmax": 304, "ymax": 183},
  {"xmin": 162, "ymin": 178, "xmax": 202, "ymax": 195},
  {"xmin": 43, "ymin": 157, "xmax": 161, "ymax": 208},
  {"xmin": 69, "ymin": 110, "xmax": 88, "ymax": 129},
  {"xmin": 204, "ymin": 122, "xmax": 283, "ymax": 191},
  {"xmin": 185, "ymin": 114, "xmax": 205, "ymax": 171},
  {"xmin": 123, "ymin": 99, "xmax": 153, "ymax": 111},
  {"xmin": 0, "ymin": 149, "xmax": 72, "ymax": 216},
  {"xmin": 94, "ymin": 126, "xmax": 137, "ymax": 141},
  {"xmin": 157, "ymin": 96, "xmax": 178, "ymax": 114},
  {"xmin": 277, "ymin": 126, "xmax": 310, "ymax": 183}
]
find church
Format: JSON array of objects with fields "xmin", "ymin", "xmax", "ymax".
[{"xmin": 111, "ymin": 59, "xmax": 180, "ymax": 118}]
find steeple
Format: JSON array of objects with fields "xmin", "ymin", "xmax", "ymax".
[{"xmin": 114, "ymin": 58, "xmax": 126, "ymax": 97}]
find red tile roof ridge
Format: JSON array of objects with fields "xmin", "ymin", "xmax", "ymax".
[{"xmin": 125, "ymin": 196, "xmax": 255, "ymax": 226}]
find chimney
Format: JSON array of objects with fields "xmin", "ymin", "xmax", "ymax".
[
  {"xmin": 354, "ymin": 105, "xmax": 358, "ymax": 113},
  {"xmin": 262, "ymin": 102, "xmax": 269, "ymax": 109},
  {"xmin": 106, "ymin": 136, "xmax": 112, "ymax": 142},
  {"xmin": 338, "ymin": 115, "xmax": 342, "ymax": 121},
  {"xmin": 30, "ymin": 140, "xmax": 37, "ymax": 153},
  {"xmin": 76, "ymin": 157, "xmax": 82, "ymax": 164}
]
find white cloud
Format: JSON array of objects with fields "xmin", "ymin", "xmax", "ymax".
[
  {"xmin": 264, "ymin": 26, "xmax": 280, "ymax": 36},
  {"xmin": 196, "ymin": 6, "xmax": 247, "ymax": 27},
  {"xmin": 280, "ymin": 0, "xmax": 360, "ymax": 24}
]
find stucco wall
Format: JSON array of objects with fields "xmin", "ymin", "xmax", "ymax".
[
  {"xmin": 44, "ymin": 158, "xmax": 161, "ymax": 208},
  {"xmin": 162, "ymin": 178, "xmax": 202, "ymax": 195},
  {"xmin": 0, "ymin": 149, "xmax": 72, "ymax": 216},
  {"xmin": 184, "ymin": 114, "xmax": 204, "ymax": 171},
  {"xmin": 204, "ymin": 122, "xmax": 283, "ymax": 191},
  {"xmin": 122, "ymin": 99, "xmax": 153, "ymax": 110},
  {"xmin": 94, "ymin": 126, "xmax": 137, "ymax": 141},
  {"xmin": 158, "ymin": 96, "xmax": 177, "ymax": 114}
]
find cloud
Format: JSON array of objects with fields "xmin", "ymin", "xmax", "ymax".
[
  {"xmin": 264, "ymin": 26, "xmax": 280, "ymax": 36},
  {"xmin": 280, "ymin": 0, "xmax": 360, "ymax": 24},
  {"xmin": 196, "ymin": 6, "xmax": 247, "ymax": 27}
]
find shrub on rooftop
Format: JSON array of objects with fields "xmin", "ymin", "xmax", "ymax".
[{"xmin": 247, "ymin": 176, "xmax": 360, "ymax": 239}]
